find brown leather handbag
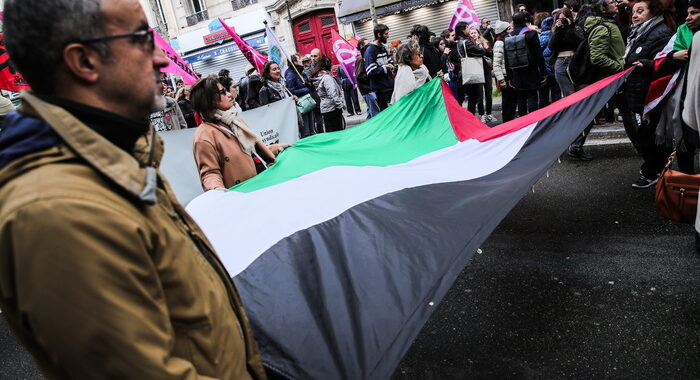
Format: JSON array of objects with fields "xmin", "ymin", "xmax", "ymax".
[{"xmin": 655, "ymin": 151, "xmax": 700, "ymax": 224}]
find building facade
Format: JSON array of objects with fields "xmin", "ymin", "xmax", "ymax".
[{"xmin": 141, "ymin": 0, "xmax": 590, "ymax": 82}]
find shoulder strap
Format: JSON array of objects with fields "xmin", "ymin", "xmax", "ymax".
[{"xmin": 518, "ymin": 27, "xmax": 531, "ymax": 35}]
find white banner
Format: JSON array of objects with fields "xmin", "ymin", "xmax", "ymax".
[{"xmin": 159, "ymin": 97, "xmax": 299, "ymax": 205}]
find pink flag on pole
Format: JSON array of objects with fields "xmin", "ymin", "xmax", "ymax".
[
  {"xmin": 448, "ymin": 0, "xmax": 480, "ymax": 30},
  {"xmin": 330, "ymin": 30, "xmax": 359, "ymax": 89},
  {"xmin": 218, "ymin": 18, "xmax": 268, "ymax": 75},
  {"xmin": 154, "ymin": 31, "xmax": 199, "ymax": 85}
]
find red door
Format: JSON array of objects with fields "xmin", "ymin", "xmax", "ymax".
[{"xmin": 293, "ymin": 10, "xmax": 338, "ymax": 64}]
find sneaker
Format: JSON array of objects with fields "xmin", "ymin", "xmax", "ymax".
[
  {"xmin": 480, "ymin": 115, "xmax": 487, "ymax": 122},
  {"xmin": 485, "ymin": 114, "xmax": 498, "ymax": 123},
  {"xmin": 631, "ymin": 173, "xmax": 659, "ymax": 189},
  {"xmin": 567, "ymin": 147, "xmax": 593, "ymax": 161}
]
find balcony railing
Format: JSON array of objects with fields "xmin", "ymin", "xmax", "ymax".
[
  {"xmin": 186, "ymin": 10, "xmax": 208, "ymax": 27},
  {"xmin": 231, "ymin": 0, "xmax": 257, "ymax": 11}
]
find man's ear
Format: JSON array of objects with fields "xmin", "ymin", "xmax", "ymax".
[{"xmin": 62, "ymin": 44, "xmax": 102, "ymax": 84}]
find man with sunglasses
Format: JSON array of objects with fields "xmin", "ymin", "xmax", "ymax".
[{"xmin": 0, "ymin": 0, "xmax": 267, "ymax": 379}]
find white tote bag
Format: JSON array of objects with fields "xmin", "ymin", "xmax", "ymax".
[
  {"xmin": 461, "ymin": 56, "xmax": 485, "ymax": 85},
  {"xmin": 459, "ymin": 40, "xmax": 485, "ymax": 85}
]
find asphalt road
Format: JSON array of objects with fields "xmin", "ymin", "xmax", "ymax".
[
  {"xmin": 392, "ymin": 143, "xmax": 700, "ymax": 379},
  {"xmin": 1, "ymin": 143, "xmax": 698, "ymax": 379}
]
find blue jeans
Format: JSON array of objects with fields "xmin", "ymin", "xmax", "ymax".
[{"xmin": 363, "ymin": 92, "xmax": 380, "ymax": 119}]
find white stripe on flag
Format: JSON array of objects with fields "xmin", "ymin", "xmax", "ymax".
[{"xmin": 187, "ymin": 124, "xmax": 536, "ymax": 275}]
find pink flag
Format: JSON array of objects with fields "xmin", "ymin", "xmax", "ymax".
[
  {"xmin": 154, "ymin": 31, "xmax": 199, "ymax": 85},
  {"xmin": 448, "ymin": 0, "xmax": 480, "ymax": 30},
  {"xmin": 218, "ymin": 18, "xmax": 268, "ymax": 75},
  {"xmin": 331, "ymin": 30, "xmax": 359, "ymax": 89}
]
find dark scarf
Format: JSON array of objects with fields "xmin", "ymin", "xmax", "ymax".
[{"xmin": 37, "ymin": 95, "xmax": 149, "ymax": 152}]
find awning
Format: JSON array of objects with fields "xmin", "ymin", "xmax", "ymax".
[{"xmin": 338, "ymin": 0, "xmax": 444, "ymax": 23}]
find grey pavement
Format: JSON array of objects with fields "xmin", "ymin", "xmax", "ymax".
[{"xmin": 393, "ymin": 143, "xmax": 699, "ymax": 379}]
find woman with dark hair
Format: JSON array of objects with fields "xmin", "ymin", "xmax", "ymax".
[
  {"xmin": 285, "ymin": 53, "xmax": 316, "ymax": 138},
  {"xmin": 620, "ymin": 0, "xmax": 674, "ymax": 188},
  {"xmin": 549, "ymin": 8, "xmax": 583, "ymax": 97},
  {"xmin": 259, "ymin": 61, "xmax": 293, "ymax": 106},
  {"xmin": 391, "ymin": 41, "xmax": 431, "ymax": 103},
  {"xmin": 310, "ymin": 56, "xmax": 345, "ymax": 132},
  {"xmin": 190, "ymin": 76, "xmax": 288, "ymax": 190}
]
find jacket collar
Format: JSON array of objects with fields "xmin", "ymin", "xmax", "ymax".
[{"xmin": 19, "ymin": 92, "xmax": 158, "ymax": 204}]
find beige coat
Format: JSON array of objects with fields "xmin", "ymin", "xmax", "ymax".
[
  {"xmin": 194, "ymin": 121, "xmax": 274, "ymax": 191},
  {"xmin": 0, "ymin": 93, "xmax": 267, "ymax": 380},
  {"xmin": 683, "ymin": 31, "xmax": 700, "ymax": 131}
]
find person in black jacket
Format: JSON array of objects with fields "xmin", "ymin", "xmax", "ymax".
[
  {"xmin": 549, "ymin": 8, "xmax": 583, "ymax": 97},
  {"xmin": 622, "ymin": 0, "xmax": 675, "ymax": 188},
  {"xmin": 441, "ymin": 28, "xmax": 462, "ymax": 101},
  {"xmin": 456, "ymin": 21, "xmax": 485, "ymax": 114},
  {"xmin": 176, "ymin": 86, "xmax": 197, "ymax": 128},
  {"xmin": 237, "ymin": 65, "xmax": 255, "ymax": 111},
  {"xmin": 505, "ymin": 12, "xmax": 548, "ymax": 118},
  {"xmin": 411, "ymin": 24, "xmax": 442, "ymax": 78}
]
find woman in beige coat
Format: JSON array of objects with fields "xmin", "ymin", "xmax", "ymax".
[{"xmin": 191, "ymin": 76, "xmax": 288, "ymax": 190}]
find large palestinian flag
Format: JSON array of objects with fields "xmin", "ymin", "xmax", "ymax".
[{"xmin": 186, "ymin": 70, "xmax": 632, "ymax": 379}]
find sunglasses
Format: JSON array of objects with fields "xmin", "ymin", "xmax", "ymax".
[
  {"xmin": 218, "ymin": 88, "xmax": 228, "ymax": 96},
  {"xmin": 68, "ymin": 28, "xmax": 154, "ymax": 51}
]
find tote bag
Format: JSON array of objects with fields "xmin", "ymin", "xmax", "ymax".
[
  {"xmin": 461, "ymin": 56, "xmax": 485, "ymax": 84},
  {"xmin": 296, "ymin": 93, "xmax": 317, "ymax": 114}
]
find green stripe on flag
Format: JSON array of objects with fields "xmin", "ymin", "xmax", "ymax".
[{"xmin": 232, "ymin": 78, "xmax": 457, "ymax": 193}]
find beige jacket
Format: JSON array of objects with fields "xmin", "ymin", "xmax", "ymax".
[
  {"xmin": 193, "ymin": 121, "xmax": 274, "ymax": 190},
  {"xmin": 0, "ymin": 93, "xmax": 267, "ymax": 380}
]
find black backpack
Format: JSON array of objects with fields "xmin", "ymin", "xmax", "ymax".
[
  {"xmin": 504, "ymin": 28, "xmax": 532, "ymax": 69},
  {"xmin": 568, "ymin": 21, "xmax": 611, "ymax": 86}
]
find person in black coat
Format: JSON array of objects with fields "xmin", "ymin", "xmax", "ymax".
[
  {"xmin": 286, "ymin": 53, "xmax": 317, "ymax": 137},
  {"xmin": 620, "ymin": 0, "xmax": 675, "ymax": 188},
  {"xmin": 441, "ymin": 28, "xmax": 463, "ymax": 101},
  {"xmin": 505, "ymin": 12, "xmax": 548, "ymax": 118},
  {"xmin": 411, "ymin": 24, "xmax": 442, "ymax": 78},
  {"xmin": 237, "ymin": 65, "xmax": 255, "ymax": 111},
  {"xmin": 176, "ymin": 86, "xmax": 197, "ymax": 128}
]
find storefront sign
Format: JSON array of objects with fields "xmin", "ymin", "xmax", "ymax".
[
  {"xmin": 203, "ymin": 30, "xmax": 229, "ymax": 45},
  {"xmin": 183, "ymin": 35, "xmax": 266, "ymax": 64}
]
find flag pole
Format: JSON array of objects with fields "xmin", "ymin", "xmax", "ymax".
[
  {"xmin": 369, "ymin": 0, "xmax": 378, "ymax": 27},
  {"xmin": 264, "ymin": 20, "xmax": 307, "ymax": 85}
]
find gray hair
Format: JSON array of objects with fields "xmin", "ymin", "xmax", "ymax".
[
  {"xmin": 396, "ymin": 41, "xmax": 420, "ymax": 66},
  {"xmin": 3, "ymin": 0, "xmax": 110, "ymax": 94}
]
